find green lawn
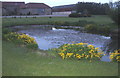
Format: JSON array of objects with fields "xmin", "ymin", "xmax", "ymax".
[
  {"xmin": 2, "ymin": 15, "xmax": 114, "ymax": 27},
  {"xmin": 2, "ymin": 41, "xmax": 118, "ymax": 76}
]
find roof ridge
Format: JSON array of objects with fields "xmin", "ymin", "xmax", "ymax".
[{"xmin": 2, "ymin": 1, "xmax": 25, "ymax": 3}]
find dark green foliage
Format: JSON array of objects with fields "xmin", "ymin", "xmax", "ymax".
[
  {"xmin": 109, "ymin": 8, "xmax": 119, "ymax": 26},
  {"xmin": 85, "ymin": 24, "xmax": 111, "ymax": 36},
  {"xmin": 69, "ymin": 13, "xmax": 91, "ymax": 17},
  {"xmin": 69, "ymin": 13, "xmax": 81, "ymax": 17},
  {"xmin": 108, "ymin": 1, "xmax": 120, "ymax": 27},
  {"xmin": 26, "ymin": 43, "xmax": 38, "ymax": 49},
  {"xmin": 2, "ymin": 28, "xmax": 12, "ymax": 34},
  {"xmin": 3, "ymin": 32, "xmax": 38, "ymax": 49},
  {"xmin": 76, "ymin": 2, "xmax": 109, "ymax": 15}
]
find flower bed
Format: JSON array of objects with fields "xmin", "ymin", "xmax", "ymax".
[
  {"xmin": 53, "ymin": 43, "xmax": 104, "ymax": 61},
  {"xmin": 3, "ymin": 32, "xmax": 38, "ymax": 49},
  {"xmin": 110, "ymin": 49, "xmax": 120, "ymax": 62}
]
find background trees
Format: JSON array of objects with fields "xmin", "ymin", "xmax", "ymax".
[
  {"xmin": 76, "ymin": 2, "xmax": 109, "ymax": 15},
  {"xmin": 108, "ymin": 1, "xmax": 120, "ymax": 26}
]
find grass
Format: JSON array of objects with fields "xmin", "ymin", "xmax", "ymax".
[
  {"xmin": 2, "ymin": 15, "xmax": 119, "ymax": 76},
  {"xmin": 2, "ymin": 41, "xmax": 118, "ymax": 76},
  {"xmin": 0, "ymin": 39, "xmax": 2, "ymax": 77},
  {"xmin": 2, "ymin": 15, "xmax": 115, "ymax": 27},
  {"xmin": 3, "ymin": 15, "xmax": 118, "ymax": 36}
]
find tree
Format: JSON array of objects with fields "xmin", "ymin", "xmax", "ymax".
[
  {"xmin": 76, "ymin": 2, "xmax": 109, "ymax": 15},
  {"xmin": 108, "ymin": 1, "xmax": 120, "ymax": 26}
]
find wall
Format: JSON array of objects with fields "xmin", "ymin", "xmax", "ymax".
[
  {"xmin": 52, "ymin": 11, "xmax": 72, "ymax": 15},
  {"xmin": 45, "ymin": 8, "xmax": 52, "ymax": 15},
  {"xmin": 2, "ymin": 5, "xmax": 20, "ymax": 15},
  {"xmin": 20, "ymin": 8, "xmax": 52, "ymax": 15}
]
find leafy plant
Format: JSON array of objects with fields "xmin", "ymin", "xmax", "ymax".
[
  {"xmin": 52, "ymin": 43, "xmax": 104, "ymax": 61},
  {"xmin": 3, "ymin": 32, "xmax": 38, "ymax": 49},
  {"xmin": 84, "ymin": 24, "xmax": 98, "ymax": 32},
  {"xmin": 110, "ymin": 49, "xmax": 120, "ymax": 62}
]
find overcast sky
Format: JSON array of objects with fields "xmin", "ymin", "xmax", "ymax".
[{"xmin": 1, "ymin": 0, "xmax": 118, "ymax": 7}]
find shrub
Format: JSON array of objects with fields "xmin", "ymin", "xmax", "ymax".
[
  {"xmin": 69, "ymin": 13, "xmax": 81, "ymax": 17},
  {"xmin": 84, "ymin": 24, "xmax": 98, "ymax": 32},
  {"xmin": 2, "ymin": 28, "xmax": 12, "ymax": 34},
  {"xmin": 84, "ymin": 24, "xmax": 110, "ymax": 36},
  {"xmin": 87, "ymin": 14, "xmax": 92, "ymax": 17},
  {"xmin": 69, "ymin": 13, "xmax": 92, "ymax": 18},
  {"xmin": 3, "ymin": 32, "xmax": 19, "ymax": 41},
  {"xmin": 52, "ymin": 21, "xmax": 64, "ymax": 26},
  {"xmin": 99, "ymin": 26, "xmax": 111, "ymax": 35},
  {"xmin": 62, "ymin": 22, "xmax": 70, "ymax": 26},
  {"xmin": 110, "ymin": 49, "xmax": 120, "ymax": 62},
  {"xmin": 52, "ymin": 43, "xmax": 104, "ymax": 61},
  {"xmin": 26, "ymin": 43, "xmax": 38, "ymax": 49},
  {"xmin": 3, "ymin": 32, "xmax": 38, "ymax": 49}
]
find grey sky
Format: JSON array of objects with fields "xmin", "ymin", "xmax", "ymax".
[{"xmin": 1, "ymin": 0, "xmax": 118, "ymax": 7}]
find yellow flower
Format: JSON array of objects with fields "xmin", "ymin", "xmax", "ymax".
[
  {"xmin": 79, "ymin": 49, "xmax": 82, "ymax": 51},
  {"xmin": 89, "ymin": 60, "xmax": 92, "ymax": 62},
  {"xmin": 66, "ymin": 53, "xmax": 74, "ymax": 58},
  {"xmin": 78, "ymin": 43, "xmax": 84, "ymax": 45},
  {"xmin": 58, "ymin": 53, "xmax": 65, "ymax": 59},
  {"xmin": 75, "ymin": 54, "xmax": 82, "ymax": 59},
  {"xmin": 116, "ymin": 56, "xmax": 120, "ymax": 62},
  {"xmin": 88, "ymin": 45, "xmax": 94, "ymax": 49}
]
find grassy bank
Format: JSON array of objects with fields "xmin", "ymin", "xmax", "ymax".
[
  {"xmin": 3, "ymin": 41, "xmax": 118, "ymax": 76},
  {"xmin": 3, "ymin": 15, "xmax": 118, "ymax": 36},
  {"xmin": 2, "ymin": 15, "xmax": 115, "ymax": 27}
]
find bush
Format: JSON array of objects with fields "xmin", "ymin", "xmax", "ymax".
[
  {"xmin": 84, "ymin": 24, "xmax": 111, "ymax": 36},
  {"xmin": 69, "ymin": 13, "xmax": 92, "ymax": 18},
  {"xmin": 52, "ymin": 43, "xmax": 104, "ymax": 61},
  {"xmin": 26, "ymin": 43, "xmax": 38, "ymax": 49},
  {"xmin": 62, "ymin": 22, "xmax": 70, "ymax": 26},
  {"xmin": 99, "ymin": 26, "xmax": 111, "ymax": 35},
  {"xmin": 85, "ymin": 24, "xmax": 98, "ymax": 32},
  {"xmin": 2, "ymin": 28, "xmax": 12, "ymax": 34},
  {"xmin": 3, "ymin": 32, "xmax": 38, "ymax": 49},
  {"xmin": 69, "ymin": 13, "xmax": 81, "ymax": 17},
  {"xmin": 110, "ymin": 49, "xmax": 120, "ymax": 62},
  {"xmin": 52, "ymin": 21, "xmax": 64, "ymax": 26}
]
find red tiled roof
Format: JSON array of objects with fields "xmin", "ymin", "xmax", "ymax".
[
  {"xmin": 2, "ymin": 2, "xmax": 25, "ymax": 8},
  {"xmin": 26, "ymin": 3, "xmax": 51, "ymax": 9},
  {"xmin": 2, "ymin": 2, "xmax": 25, "ymax": 5},
  {"xmin": 2, "ymin": 2, "xmax": 51, "ymax": 9}
]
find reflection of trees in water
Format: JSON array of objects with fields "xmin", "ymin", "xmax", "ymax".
[
  {"xmin": 102, "ymin": 29, "xmax": 119, "ymax": 53},
  {"xmin": 102, "ymin": 39, "xmax": 118, "ymax": 53}
]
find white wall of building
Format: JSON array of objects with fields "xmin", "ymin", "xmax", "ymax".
[{"xmin": 52, "ymin": 11, "xmax": 72, "ymax": 15}]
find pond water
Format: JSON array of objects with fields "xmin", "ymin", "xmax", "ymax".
[{"xmin": 12, "ymin": 25, "xmax": 111, "ymax": 62}]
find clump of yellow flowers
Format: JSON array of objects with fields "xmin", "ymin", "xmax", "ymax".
[
  {"xmin": 57, "ymin": 43, "xmax": 104, "ymax": 61},
  {"xmin": 109, "ymin": 49, "xmax": 120, "ymax": 62},
  {"xmin": 4, "ymin": 32, "xmax": 38, "ymax": 49},
  {"xmin": 18, "ymin": 33, "xmax": 37, "ymax": 44}
]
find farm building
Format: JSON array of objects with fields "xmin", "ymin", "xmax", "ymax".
[
  {"xmin": 52, "ymin": 4, "xmax": 76, "ymax": 15},
  {"xmin": 20, "ymin": 3, "xmax": 52, "ymax": 15},
  {"xmin": 1, "ymin": 2, "xmax": 52, "ymax": 15},
  {"xmin": 2, "ymin": 2, "xmax": 25, "ymax": 15}
]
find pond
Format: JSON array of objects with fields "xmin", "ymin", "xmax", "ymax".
[{"xmin": 12, "ymin": 25, "xmax": 111, "ymax": 62}]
